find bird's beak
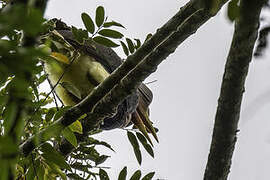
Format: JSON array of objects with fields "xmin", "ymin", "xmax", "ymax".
[{"xmin": 50, "ymin": 52, "xmax": 70, "ymax": 64}]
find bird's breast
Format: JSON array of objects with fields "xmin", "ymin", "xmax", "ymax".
[{"xmin": 45, "ymin": 55, "xmax": 110, "ymax": 106}]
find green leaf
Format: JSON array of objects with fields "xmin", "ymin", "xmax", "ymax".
[
  {"xmin": 136, "ymin": 132, "xmax": 147, "ymax": 144},
  {"xmin": 12, "ymin": 7, "xmax": 44, "ymax": 36},
  {"xmin": 134, "ymin": 148, "xmax": 142, "ymax": 165},
  {"xmin": 127, "ymin": 131, "xmax": 139, "ymax": 148},
  {"xmin": 70, "ymin": 154, "xmax": 87, "ymax": 161},
  {"xmin": 26, "ymin": 164, "xmax": 35, "ymax": 180},
  {"xmin": 0, "ymin": 93, "xmax": 8, "ymax": 109},
  {"xmin": 136, "ymin": 132, "xmax": 154, "ymax": 158},
  {"xmin": 30, "ymin": 80, "xmax": 38, "ymax": 100},
  {"xmin": 98, "ymin": 29, "xmax": 124, "ymax": 39},
  {"xmin": 40, "ymin": 143, "xmax": 71, "ymax": 171},
  {"xmin": 103, "ymin": 21, "xmax": 125, "ymax": 28},
  {"xmin": 0, "ymin": 66, "xmax": 8, "ymax": 86},
  {"xmin": 72, "ymin": 27, "xmax": 89, "ymax": 44},
  {"xmin": 142, "ymin": 172, "xmax": 155, "ymax": 180},
  {"xmin": 45, "ymin": 108, "xmax": 56, "ymax": 122},
  {"xmin": 53, "ymin": 106, "xmax": 71, "ymax": 121},
  {"xmin": 62, "ymin": 127, "xmax": 78, "ymax": 147},
  {"xmin": 60, "ymin": 81, "xmax": 82, "ymax": 100},
  {"xmin": 81, "ymin": 12, "xmax": 95, "ymax": 34},
  {"xmin": 3, "ymin": 101, "xmax": 17, "ymax": 134},
  {"xmin": 38, "ymin": 74, "xmax": 47, "ymax": 84},
  {"xmin": 37, "ymin": 164, "xmax": 45, "ymax": 180},
  {"xmin": 95, "ymin": 155, "xmax": 110, "ymax": 166},
  {"xmin": 71, "ymin": 162, "xmax": 91, "ymax": 172},
  {"xmin": 67, "ymin": 173, "xmax": 86, "ymax": 180},
  {"xmin": 31, "ymin": 112, "xmax": 43, "ymax": 126},
  {"xmin": 99, "ymin": 169, "xmax": 110, "ymax": 180},
  {"xmin": 93, "ymin": 36, "xmax": 119, "ymax": 47},
  {"xmin": 227, "ymin": 0, "xmax": 240, "ymax": 22},
  {"xmin": 72, "ymin": 26, "xmax": 83, "ymax": 43},
  {"xmin": 144, "ymin": 33, "xmax": 153, "ymax": 42},
  {"xmin": 72, "ymin": 26, "xmax": 81, "ymax": 43},
  {"xmin": 127, "ymin": 131, "xmax": 142, "ymax": 165},
  {"xmin": 78, "ymin": 29, "xmax": 89, "ymax": 40},
  {"xmin": 134, "ymin": 39, "xmax": 141, "ymax": 49},
  {"xmin": 120, "ymin": 41, "xmax": 129, "ymax": 56},
  {"xmin": 46, "ymin": 161, "xmax": 67, "ymax": 180},
  {"xmin": 86, "ymin": 137, "xmax": 115, "ymax": 152},
  {"xmin": 118, "ymin": 166, "xmax": 127, "ymax": 180},
  {"xmin": 69, "ymin": 120, "xmax": 83, "ymax": 134},
  {"xmin": 130, "ymin": 170, "xmax": 141, "ymax": 180},
  {"xmin": 16, "ymin": 164, "xmax": 25, "ymax": 179},
  {"xmin": 34, "ymin": 65, "xmax": 44, "ymax": 74},
  {"xmin": 0, "ymin": 162, "xmax": 8, "ymax": 180},
  {"xmin": 87, "ymin": 172, "xmax": 99, "ymax": 179},
  {"xmin": 95, "ymin": 6, "xmax": 105, "ymax": 27},
  {"xmin": 126, "ymin": 38, "xmax": 135, "ymax": 53},
  {"xmin": 0, "ymin": 136, "xmax": 18, "ymax": 158},
  {"xmin": 144, "ymin": 144, "xmax": 154, "ymax": 158},
  {"xmin": 75, "ymin": 146, "xmax": 100, "ymax": 161}
]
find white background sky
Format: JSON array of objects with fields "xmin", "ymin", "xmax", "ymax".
[{"xmin": 45, "ymin": 1, "xmax": 270, "ymax": 179}]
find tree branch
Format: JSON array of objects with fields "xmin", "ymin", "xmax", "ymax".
[
  {"xmin": 20, "ymin": 0, "xmax": 229, "ymax": 157},
  {"xmin": 203, "ymin": 0, "xmax": 264, "ymax": 179}
]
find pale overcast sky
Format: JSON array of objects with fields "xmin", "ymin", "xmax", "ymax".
[{"xmin": 45, "ymin": 1, "xmax": 270, "ymax": 179}]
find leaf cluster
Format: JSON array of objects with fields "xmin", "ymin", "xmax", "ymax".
[
  {"xmin": 118, "ymin": 166, "xmax": 155, "ymax": 180},
  {"xmin": 73, "ymin": 6, "xmax": 151, "ymax": 57},
  {"xmin": 127, "ymin": 131, "xmax": 154, "ymax": 165}
]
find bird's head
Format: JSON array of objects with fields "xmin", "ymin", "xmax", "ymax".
[
  {"xmin": 38, "ymin": 30, "xmax": 78, "ymax": 75},
  {"xmin": 39, "ymin": 47, "xmax": 70, "ymax": 75}
]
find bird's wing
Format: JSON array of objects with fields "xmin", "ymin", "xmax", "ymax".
[
  {"xmin": 56, "ymin": 29, "xmax": 122, "ymax": 73},
  {"xmin": 60, "ymin": 81, "xmax": 82, "ymax": 100}
]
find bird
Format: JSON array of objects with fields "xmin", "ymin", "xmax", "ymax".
[{"xmin": 40, "ymin": 19, "xmax": 158, "ymax": 143}]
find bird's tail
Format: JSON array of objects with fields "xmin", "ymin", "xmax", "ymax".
[{"xmin": 131, "ymin": 83, "xmax": 158, "ymax": 145}]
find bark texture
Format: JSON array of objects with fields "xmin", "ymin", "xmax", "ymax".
[{"xmin": 204, "ymin": 0, "xmax": 265, "ymax": 179}]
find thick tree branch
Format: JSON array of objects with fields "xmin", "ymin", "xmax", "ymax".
[
  {"xmin": 203, "ymin": 0, "xmax": 264, "ymax": 179},
  {"xmin": 20, "ymin": 0, "xmax": 229, "ymax": 157}
]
